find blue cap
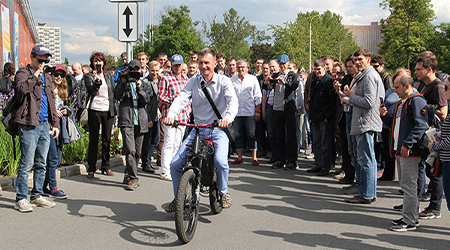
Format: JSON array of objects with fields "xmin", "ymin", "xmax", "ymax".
[
  {"xmin": 278, "ymin": 54, "xmax": 289, "ymax": 63},
  {"xmin": 31, "ymin": 45, "xmax": 52, "ymax": 57},
  {"xmin": 171, "ymin": 54, "xmax": 184, "ymax": 65}
]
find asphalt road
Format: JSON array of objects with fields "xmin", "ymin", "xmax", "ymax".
[{"xmin": 1, "ymin": 155, "xmax": 450, "ymax": 249}]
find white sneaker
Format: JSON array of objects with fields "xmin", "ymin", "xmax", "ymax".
[
  {"xmin": 14, "ymin": 199, "xmax": 33, "ymax": 213},
  {"xmin": 160, "ymin": 173, "xmax": 172, "ymax": 181},
  {"xmin": 305, "ymin": 153, "xmax": 315, "ymax": 159},
  {"xmin": 30, "ymin": 196, "xmax": 56, "ymax": 208}
]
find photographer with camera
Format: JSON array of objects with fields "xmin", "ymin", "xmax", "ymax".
[
  {"xmin": 115, "ymin": 60, "xmax": 150, "ymax": 190},
  {"xmin": 84, "ymin": 51, "xmax": 117, "ymax": 179},
  {"xmin": 13, "ymin": 45, "xmax": 59, "ymax": 212}
]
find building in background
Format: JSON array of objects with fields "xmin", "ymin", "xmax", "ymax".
[
  {"xmin": 0, "ymin": 0, "xmax": 38, "ymax": 73},
  {"xmin": 345, "ymin": 22, "xmax": 383, "ymax": 55},
  {"xmin": 37, "ymin": 23, "xmax": 61, "ymax": 65}
]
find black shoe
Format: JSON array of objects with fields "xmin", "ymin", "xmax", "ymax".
[
  {"xmin": 390, "ymin": 220, "xmax": 417, "ymax": 232},
  {"xmin": 338, "ymin": 178, "xmax": 353, "ymax": 184},
  {"xmin": 150, "ymin": 163, "xmax": 159, "ymax": 170},
  {"xmin": 257, "ymin": 150, "xmax": 267, "ymax": 158},
  {"xmin": 392, "ymin": 218, "xmax": 419, "ymax": 227},
  {"xmin": 307, "ymin": 166, "xmax": 321, "ymax": 173},
  {"xmin": 142, "ymin": 166, "xmax": 155, "ymax": 173},
  {"xmin": 268, "ymin": 158, "xmax": 277, "ymax": 164},
  {"xmin": 421, "ymin": 193, "xmax": 431, "ymax": 202},
  {"xmin": 271, "ymin": 161, "xmax": 285, "ymax": 169},
  {"xmin": 317, "ymin": 169, "xmax": 330, "ymax": 176},
  {"xmin": 393, "ymin": 204, "xmax": 403, "ymax": 211},
  {"xmin": 284, "ymin": 162, "xmax": 297, "ymax": 171},
  {"xmin": 156, "ymin": 160, "xmax": 161, "ymax": 166}
]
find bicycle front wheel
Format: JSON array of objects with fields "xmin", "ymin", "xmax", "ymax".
[{"xmin": 175, "ymin": 169, "xmax": 199, "ymax": 243}]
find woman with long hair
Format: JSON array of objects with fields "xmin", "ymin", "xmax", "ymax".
[
  {"xmin": 43, "ymin": 65, "xmax": 69, "ymax": 199},
  {"xmin": 84, "ymin": 51, "xmax": 117, "ymax": 179}
]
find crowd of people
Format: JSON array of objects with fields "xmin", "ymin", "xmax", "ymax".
[{"xmin": 8, "ymin": 44, "xmax": 450, "ymax": 233}]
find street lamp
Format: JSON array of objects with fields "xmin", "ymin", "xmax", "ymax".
[{"xmin": 309, "ymin": 13, "xmax": 321, "ymax": 73}]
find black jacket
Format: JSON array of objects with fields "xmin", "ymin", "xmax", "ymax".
[
  {"xmin": 84, "ymin": 72, "xmax": 116, "ymax": 117},
  {"xmin": 309, "ymin": 73, "xmax": 336, "ymax": 123},
  {"xmin": 114, "ymin": 78, "xmax": 149, "ymax": 133}
]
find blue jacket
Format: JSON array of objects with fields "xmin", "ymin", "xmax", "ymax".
[{"xmin": 381, "ymin": 93, "xmax": 428, "ymax": 158}]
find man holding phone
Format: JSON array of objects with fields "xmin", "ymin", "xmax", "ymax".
[{"xmin": 13, "ymin": 45, "xmax": 60, "ymax": 212}]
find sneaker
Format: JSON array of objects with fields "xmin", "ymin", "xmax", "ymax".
[
  {"xmin": 334, "ymin": 172, "xmax": 345, "ymax": 180},
  {"xmin": 14, "ymin": 199, "xmax": 33, "ymax": 213},
  {"xmin": 419, "ymin": 207, "xmax": 441, "ymax": 220},
  {"xmin": 271, "ymin": 160, "xmax": 285, "ymax": 169},
  {"xmin": 30, "ymin": 196, "xmax": 56, "ymax": 208},
  {"xmin": 42, "ymin": 187, "xmax": 52, "ymax": 197},
  {"xmin": 393, "ymin": 204, "xmax": 403, "ymax": 211},
  {"xmin": 344, "ymin": 185, "xmax": 360, "ymax": 195},
  {"xmin": 125, "ymin": 179, "xmax": 140, "ymax": 191},
  {"xmin": 164, "ymin": 199, "xmax": 176, "ymax": 213},
  {"xmin": 305, "ymin": 153, "xmax": 314, "ymax": 159},
  {"xmin": 49, "ymin": 190, "xmax": 68, "ymax": 199},
  {"xmin": 421, "ymin": 192, "xmax": 431, "ymax": 202},
  {"xmin": 392, "ymin": 218, "xmax": 419, "ymax": 227},
  {"xmin": 390, "ymin": 220, "xmax": 416, "ymax": 232},
  {"xmin": 160, "ymin": 173, "xmax": 172, "ymax": 181},
  {"xmin": 220, "ymin": 192, "xmax": 232, "ymax": 208}
]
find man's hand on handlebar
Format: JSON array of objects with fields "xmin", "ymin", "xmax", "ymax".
[
  {"xmin": 218, "ymin": 119, "xmax": 230, "ymax": 128},
  {"xmin": 163, "ymin": 117, "xmax": 174, "ymax": 126}
]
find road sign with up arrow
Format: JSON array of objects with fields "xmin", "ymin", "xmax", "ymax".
[{"xmin": 118, "ymin": 2, "xmax": 138, "ymax": 42}]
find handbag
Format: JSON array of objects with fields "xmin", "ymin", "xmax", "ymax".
[
  {"xmin": 79, "ymin": 95, "xmax": 93, "ymax": 125},
  {"xmin": 67, "ymin": 115, "xmax": 82, "ymax": 143},
  {"xmin": 200, "ymin": 81, "xmax": 236, "ymax": 142}
]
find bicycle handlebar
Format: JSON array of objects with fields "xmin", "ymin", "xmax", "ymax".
[{"xmin": 171, "ymin": 120, "xmax": 219, "ymax": 128}]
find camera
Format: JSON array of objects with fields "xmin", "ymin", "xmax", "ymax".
[
  {"xmin": 269, "ymin": 79, "xmax": 278, "ymax": 84},
  {"xmin": 119, "ymin": 63, "xmax": 143, "ymax": 82},
  {"xmin": 44, "ymin": 66, "xmax": 56, "ymax": 73},
  {"xmin": 96, "ymin": 64, "xmax": 102, "ymax": 73},
  {"xmin": 336, "ymin": 71, "xmax": 346, "ymax": 77}
]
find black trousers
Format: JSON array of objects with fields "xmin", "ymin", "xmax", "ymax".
[
  {"xmin": 338, "ymin": 117, "xmax": 354, "ymax": 180},
  {"xmin": 273, "ymin": 110, "xmax": 297, "ymax": 164},
  {"xmin": 312, "ymin": 120, "xmax": 333, "ymax": 171},
  {"xmin": 87, "ymin": 109, "xmax": 114, "ymax": 172}
]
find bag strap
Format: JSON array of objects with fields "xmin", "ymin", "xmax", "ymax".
[{"xmin": 200, "ymin": 80, "xmax": 223, "ymax": 120}]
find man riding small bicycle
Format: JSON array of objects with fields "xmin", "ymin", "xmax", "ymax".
[{"xmin": 163, "ymin": 48, "xmax": 238, "ymax": 212}]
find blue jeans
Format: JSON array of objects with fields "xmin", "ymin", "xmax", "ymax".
[
  {"xmin": 16, "ymin": 122, "xmax": 51, "ymax": 201},
  {"xmin": 141, "ymin": 119, "xmax": 160, "ymax": 168},
  {"xmin": 355, "ymin": 131, "xmax": 377, "ymax": 199},
  {"xmin": 171, "ymin": 128, "xmax": 229, "ymax": 197},
  {"xmin": 266, "ymin": 105, "xmax": 277, "ymax": 158},
  {"xmin": 442, "ymin": 162, "xmax": 450, "ymax": 211},
  {"xmin": 346, "ymin": 112, "xmax": 358, "ymax": 184},
  {"xmin": 234, "ymin": 116, "xmax": 257, "ymax": 151},
  {"xmin": 45, "ymin": 137, "xmax": 63, "ymax": 191}
]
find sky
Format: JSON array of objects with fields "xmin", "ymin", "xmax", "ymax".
[{"xmin": 29, "ymin": 0, "xmax": 450, "ymax": 65}]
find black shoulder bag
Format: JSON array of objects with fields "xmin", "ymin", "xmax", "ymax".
[{"xmin": 200, "ymin": 81, "xmax": 236, "ymax": 142}]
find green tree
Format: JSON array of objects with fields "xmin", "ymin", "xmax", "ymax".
[
  {"xmin": 202, "ymin": 8, "xmax": 269, "ymax": 61},
  {"xmin": 379, "ymin": 0, "xmax": 435, "ymax": 70},
  {"xmin": 270, "ymin": 10, "xmax": 359, "ymax": 71},
  {"xmin": 105, "ymin": 54, "xmax": 119, "ymax": 70},
  {"xmin": 427, "ymin": 23, "xmax": 450, "ymax": 74},
  {"xmin": 133, "ymin": 5, "xmax": 204, "ymax": 62},
  {"xmin": 250, "ymin": 43, "xmax": 275, "ymax": 63},
  {"xmin": 63, "ymin": 57, "xmax": 69, "ymax": 66}
]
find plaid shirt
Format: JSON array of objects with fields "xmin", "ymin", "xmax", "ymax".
[{"xmin": 158, "ymin": 71, "xmax": 191, "ymax": 123}]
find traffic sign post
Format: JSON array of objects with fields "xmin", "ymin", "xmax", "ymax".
[{"xmin": 118, "ymin": 2, "xmax": 138, "ymax": 42}]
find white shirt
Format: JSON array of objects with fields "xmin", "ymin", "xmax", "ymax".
[
  {"xmin": 167, "ymin": 73, "xmax": 238, "ymax": 124},
  {"xmin": 231, "ymin": 74, "xmax": 262, "ymax": 117},
  {"xmin": 90, "ymin": 77, "xmax": 109, "ymax": 112}
]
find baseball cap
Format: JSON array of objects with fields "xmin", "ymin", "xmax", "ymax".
[
  {"xmin": 128, "ymin": 60, "xmax": 141, "ymax": 69},
  {"xmin": 278, "ymin": 54, "xmax": 289, "ymax": 63},
  {"xmin": 54, "ymin": 65, "xmax": 67, "ymax": 74},
  {"xmin": 171, "ymin": 54, "xmax": 184, "ymax": 65},
  {"xmin": 31, "ymin": 45, "xmax": 52, "ymax": 57}
]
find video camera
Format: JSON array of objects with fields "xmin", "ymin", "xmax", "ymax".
[{"xmin": 119, "ymin": 62, "xmax": 143, "ymax": 83}]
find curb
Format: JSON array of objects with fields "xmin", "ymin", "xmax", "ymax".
[{"xmin": 0, "ymin": 156, "xmax": 125, "ymax": 191}]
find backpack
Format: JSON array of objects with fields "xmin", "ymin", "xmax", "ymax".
[
  {"xmin": 0, "ymin": 76, "xmax": 11, "ymax": 94},
  {"xmin": 2, "ymin": 94, "xmax": 20, "ymax": 136}
]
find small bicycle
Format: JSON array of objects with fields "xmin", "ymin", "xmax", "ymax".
[{"xmin": 172, "ymin": 120, "xmax": 223, "ymax": 244}]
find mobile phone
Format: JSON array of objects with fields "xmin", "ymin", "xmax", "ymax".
[
  {"xmin": 269, "ymin": 79, "xmax": 278, "ymax": 84},
  {"xmin": 96, "ymin": 64, "xmax": 102, "ymax": 73},
  {"xmin": 380, "ymin": 97, "xmax": 385, "ymax": 107}
]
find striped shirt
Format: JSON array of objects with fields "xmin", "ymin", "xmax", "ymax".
[
  {"xmin": 158, "ymin": 71, "xmax": 191, "ymax": 123},
  {"xmin": 433, "ymin": 114, "xmax": 450, "ymax": 162},
  {"xmin": 262, "ymin": 89, "xmax": 274, "ymax": 106}
]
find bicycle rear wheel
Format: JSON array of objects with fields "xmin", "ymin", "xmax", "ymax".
[{"xmin": 175, "ymin": 169, "xmax": 199, "ymax": 243}]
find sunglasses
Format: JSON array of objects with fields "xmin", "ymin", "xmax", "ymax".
[
  {"xmin": 445, "ymin": 85, "xmax": 449, "ymax": 91},
  {"xmin": 38, "ymin": 58, "xmax": 50, "ymax": 64},
  {"xmin": 372, "ymin": 65, "xmax": 380, "ymax": 68},
  {"xmin": 53, "ymin": 72, "xmax": 66, "ymax": 78}
]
